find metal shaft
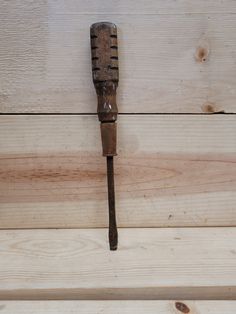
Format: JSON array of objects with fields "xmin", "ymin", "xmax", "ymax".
[{"xmin": 107, "ymin": 156, "xmax": 118, "ymax": 250}]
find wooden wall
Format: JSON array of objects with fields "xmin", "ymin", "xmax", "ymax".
[
  {"xmin": 0, "ymin": 0, "xmax": 236, "ymax": 312},
  {"xmin": 1, "ymin": 0, "xmax": 236, "ymax": 113}
]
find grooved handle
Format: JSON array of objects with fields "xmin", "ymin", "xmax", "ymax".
[
  {"xmin": 90, "ymin": 22, "xmax": 119, "ymax": 156},
  {"xmin": 90, "ymin": 22, "xmax": 119, "ymax": 84},
  {"xmin": 90, "ymin": 22, "xmax": 119, "ymax": 123}
]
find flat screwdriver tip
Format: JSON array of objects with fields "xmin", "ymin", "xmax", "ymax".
[
  {"xmin": 107, "ymin": 156, "xmax": 118, "ymax": 250},
  {"xmin": 109, "ymin": 228, "xmax": 118, "ymax": 251}
]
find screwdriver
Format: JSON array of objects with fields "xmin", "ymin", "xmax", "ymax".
[{"xmin": 90, "ymin": 22, "xmax": 119, "ymax": 250}]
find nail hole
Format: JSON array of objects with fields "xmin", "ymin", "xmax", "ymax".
[
  {"xmin": 91, "ymin": 46, "xmax": 98, "ymax": 50},
  {"xmin": 110, "ymin": 66, "xmax": 118, "ymax": 70},
  {"xmin": 110, "ymin": 34, "xmax": 117, "ymax": 38},
  {"xmin": 111, "ymin": 56, "xmax": 118, "ymax": 60},
  {"xmin": 92, "ymin": 57, "xmax": 99, "ymax": 60},
  {"xmin": 91, "ymin": 35, "xmax": 97, "ymax": 39},
  {"xmin": 110, "ymin": 46, "xmax": 118, "ymax": 49},
  {"xmin": 93, "ymin": 67, "xmax": 100, "ymax": 71}
]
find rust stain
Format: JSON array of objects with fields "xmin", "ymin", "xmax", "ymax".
[{"xmin": 175, "ymin": 302, "xmax": 190, "ymax": 313}]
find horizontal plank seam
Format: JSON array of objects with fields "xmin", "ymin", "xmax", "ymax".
[
  {"xmin": 30, "ymin": 12, "xmax": 236, "ymax": 15},
  {"xmin": 0, "ymin": 112, "xmax": 235, "ymax": 116},
  {"xmin": 0, "ymin": 226, "xmax": 236, "ymax": 231},
  {"xmin": 1, "ymin": 286, "xmax": 235, "ymax": 301}
]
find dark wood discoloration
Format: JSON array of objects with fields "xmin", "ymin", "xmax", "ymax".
[
  {"xmin": 175, "ymin": 302, "xmax": 190, "ymax": 313},
  {"xmin": 195, "ymin": 44, "xmax": 209, "ymax": 63},
  {"xmin": 202, "ymin": 102, "xmax": 225, "ymax": 114},
  {"xmin": 202, "ymin": 102, "xmax": 216, "ymax": 113},
  {"xmin": 196, "ymin": 47, "xmax": 207, "ymax": 62}
]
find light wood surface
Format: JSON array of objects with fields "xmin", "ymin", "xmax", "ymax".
[
  {"xmin": 1, "ymin": 1, "xmax": 236, "ymax": 113},
  {"xmin": 0, "ymin": 301, "xmax": 236, "ymax": 313},
  {"xmin": 1, "ymin": 0, "xmax": 236, "ymax": 303},
  {"xmin": 0, "ymin": 228, "xmax": 235, "ymax": 300},
  {"xmin": 0, "ymin": 115, "xmax": 235, "ymax": 228}
]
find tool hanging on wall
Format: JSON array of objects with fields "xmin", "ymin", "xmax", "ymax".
[{"xmin": 90, "ymin": 22, "xmax": 119, "ymax": 250}]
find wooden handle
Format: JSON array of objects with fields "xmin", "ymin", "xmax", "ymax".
[
  {"xmin": 90, "ymin": 22, "xmax": 119, "ymax": 123},
  {"xmin": 90, "ymin": 22, "xmax": 119, "ymax": 84},
  {"xmin": 90, "ymin": 22, "xmax": 119, "ymax": 156}
]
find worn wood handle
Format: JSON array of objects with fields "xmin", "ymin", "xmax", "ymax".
[
  {"xmin": 90, "ymin": 22, "xmax": 119, "ymax": 83},
  {"xmin": 90, "ymin": 22, "xmax": 119, "ymax": 122},
  {"xmin": 90, "ymin": 22, "xmax": 119, "ymax": 156}
]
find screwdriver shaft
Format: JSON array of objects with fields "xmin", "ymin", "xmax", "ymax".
[{"xmin": 106, "ymin": 156, "xmax": 118, "ymax": 250}]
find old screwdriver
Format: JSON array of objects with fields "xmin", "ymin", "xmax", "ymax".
[{"xmin": 90, "ymin": 22, "xmax": 119, "ymax": 250}]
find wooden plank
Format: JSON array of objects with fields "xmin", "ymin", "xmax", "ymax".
[
  {"xmin": 47, "ymin": 0, "xmax": 236, "ymax": 14},
  {"xmin": 0, "ymin": 228, "xmax": 235, "ymax": 299},
  {"xmin": 0, "ymin": 301, "xmax": 236, "ymax": 313},
  {"xmin": 1, "ymin": 1, "xmax": 236, "ymax": 113},
  {"xmin": 0, "ymin": 115, "xmax": 235, "ymax": 229}
]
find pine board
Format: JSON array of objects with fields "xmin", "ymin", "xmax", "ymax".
[
  {"xmin": 1, "ymin": 1, "xmax": 236, "ymax": 113},
  {"xmin": 0, "ymin": 228, "xmax": 235, "ymax": 300},
  {"xmin": 0, "ymin": 115, "xmax": 235, "ymax": 228},
  {"xmin": 0, "ymin": 301, "xmax": 236, "ymax": 314}
]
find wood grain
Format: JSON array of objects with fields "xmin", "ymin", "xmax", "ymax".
[
  {"xmin": 0, "ymin": 228, "xmax": 235, "ymax": 300},
  {"xmin": 0, "ymin": 301, "xmax": 236, "ymax": 313},
  {"xmin": 0, "ymin": 115, "xmax": 235, "ymax": 228},
  {"xmin": 1, "ymin": 1, "xmax": 236, "ymax": 113}
]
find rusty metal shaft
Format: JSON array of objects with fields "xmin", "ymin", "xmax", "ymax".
[{"xmin": 107, "ymin": 156, "xmax": 118, "ymax": 250}]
